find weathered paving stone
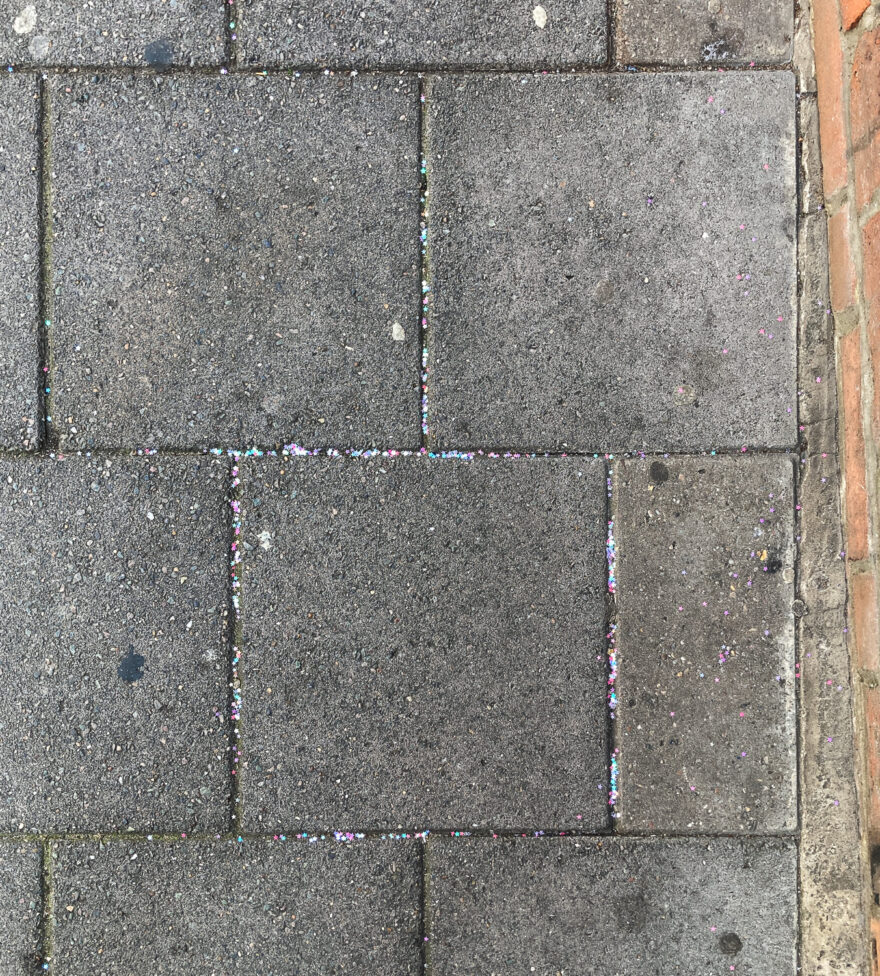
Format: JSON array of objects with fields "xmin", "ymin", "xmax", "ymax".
[
  {"xmin": 616, "ymin": 0, "xmax": 793, "ymax": 65},
  {"xmin": 238, "ymin": 0, "xmax": 606, "ymax": 68},
  {"xmin": 0, "ymin": 0, "xmax": 224, "ymax": 65},
  {"xmin": 0, "ymin": 456, "xmax": 230, "ymax": 831},
  {"xmin": 0, "ymin": 75, "xmax": 38, "ymax": 449},
  {"xmin": 428, "ymin": 73, "xmax": 796, "ymax": 451},
  {"xmin": 51, "ymin": 75, "xmax": 420, "ymax": 450},
  {"xmin": 53, "ymin": 840, "xmax": 421, "ymax": 975},
  {"xmin": 0, "ymin": 845, "xmax": 41, "ymax": 976},
  {"xmin": 427, "ymin": 836, "xmax": 797, "ymax": 976},
  {"xmin": 240, "ymin": 457, "xmax": 608, "ymax": 831},
  {"xmin": 615, "ymin": 456, "xmax": 796, "ymax": 832}
]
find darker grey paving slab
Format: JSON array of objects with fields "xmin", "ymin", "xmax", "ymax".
[
  {"xmin": 0, "ymin": 845, "xmax": 41, "ymax": 976},
  {"xmin": 427, "ymin": 836, "xmax": 797, "ymax": 976},
  {"xmin": 616, "ymin": 0, "xmax": 793, "ymax": 65},
  {"xmin": 0, "ymin": 0, "xmax": 224, "ymax": 65},
  {"xmin": 51, "ymin": 75, "xmax": 420, "ymax": 450},
  {"xmin": 615, "ymin": 456, "xmax": 796, "ymax": 833},
  {"xmin": 428, "ymin": 73, "xmax": 796, "ymax": 452},
  {"xmin": 240, "ymin": 457, "xmax": 608, "ymax": 831},
  {"xmin": 53, "ymin": 839, "xmax": 420, "ymax": 975},
  {"xmin": 0, "ymin": 456, "xmax": 230, "ymax": 831},
  {"xmin": 238, "ymin": 0, "xmax": 606, "ymax": 68},
  {"xmin": 0, "ymin": 75, "xmax": 38, "ymax": 449}
]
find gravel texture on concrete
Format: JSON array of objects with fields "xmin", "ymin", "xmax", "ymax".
[
  {"xmin": 239, "ymin": 456, "xmax": 609, "ymax": 831},
  {"xmin": 427, "ymin": 72, "xmax": 797, "ymax": 452},
  {"xmin": 237, "ymin": 0, "xmax": 607, "ymax": 68},
  {"xmin": 427, "ymin": 836, "xmax": 798, "ymax": 976},
  {"xmin": 52, "ymin": 839, "xmax": 421, "ymax": 975},
  {"xmin": 0, "ymin": 0, "xmax": 224, "ymax": 65},
  {"xmin": 615, "ymin": 456, "xmax": 797, "ymax": 833},
  {"xmin": 0, "ymin": 73, "xmax": 38, "ymax": 449},
  {"xmin": 0, "ymin": 845, "xmax": 41, "ymax": 976},
  {"xmin": 617, "ymin": 0, "xmax": 794, "ymax": 65},
  {"xmin": 0, "ymin": 456, "xmax": 230, "ymax": 832},
  {"xmin": 50, "ymin": 74, "xmax": 421, "ymax": 450}
]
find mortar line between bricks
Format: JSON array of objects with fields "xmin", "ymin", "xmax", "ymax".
[
  {"xmin": 418, "ymin": 76, "xmax": 430, "ymax": 450},
  {"xmin": 418, "ymin": 839, "xmax": 430, "ymax": 976},
  {"xmin": 228, "ymin": 457, "xmax": 244, "ymax": 834},
  {"xmin": 0, "ymin": 62, "xmax": 798, "ymax": 78},
  {"xmin": 605, "ymin": 0, "xmax": 616, "ymax": 67},
  {"xmin": 0, "ymin": 445, "xmax": 803, "ymax": 461},
  {"xmin": 36, "ymin": 75, "xmax": 56, "ymax": 453},
  {"xmin": 40, "ymin": 841, "xmax": 54, "ymax": 974},
  {"xmin": 0, "ymin": 829, "xmax": 801, "ymax": 845},
  {"xmin": 604, "ymin": 460, "xmax": 619, "ymax": 829}
]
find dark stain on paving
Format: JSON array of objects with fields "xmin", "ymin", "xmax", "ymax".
[{"xmin": 117, "ymin": 649, "xmax": 146, "ymax": 683}]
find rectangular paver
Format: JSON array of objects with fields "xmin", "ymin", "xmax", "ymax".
[
  {"xmin": 0, "ymin": 845, "xmax": 41, "ymax": 976},
  {"xmin": 427, "ymin": 73, "xmax": 796, "ymax": 451},
  {"xmin": 427, "ymin": 836, "xmax": 797, "ymax": 976},
  {"xmin": 0, "ymin": 456, "xmax": 230, "ymax": 831},
  {"xmin": 617, "ymin": 0, "xmax": 794, "ymax": 65},
  {"xmin": 0, "ymin": 75, "xmax": 38, "ymax": 449},
  {"xmin": 53, "ymin": 839, "xmax": 421, "ymax": 975},
  {"xmin": 51, "ymin": 75, "xmax": 421, "ymax": 450},
  {"xmin": 240, "ymin": 457, "xmax": 608, "ymax": 831},
  {"xmin": 615, "ymin": 456, "xmax": 796, "ymax": 832},
  {"xmin": 0, "ymin": 0, "xmax": 224, "ymax": 65},
  {"xmin": 238, "ymin": 0, "xmax": 606, "ymax": 69}
]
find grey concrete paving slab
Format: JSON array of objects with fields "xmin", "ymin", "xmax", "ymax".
[
  {"xmin": 0, "ymin": 456, "xmax": 230, "ymax": 832},
  {"xmin": 0, "ymin": 74, "xmax": 38, "ymax": 450},
  {"xmin": 52, "ymin": 839, "xmax": 421, "ymax": 975},
  {"xmin": 614, "ymin": 456, "xmax": 797, "ymax": 833},
  {"xmin": 427, "ymin": 836, "xmax": 798, "ymax": 976},
  {"xmin": 427, "ymin": 73, "xmax": 797, "ymax": 452},
  {"xmin": 237, "ymin": 0, "xmax": 606, "ymax": 69},
  {"xmin": 0, "ymin": 844, "xmax": 41, "ymax": 976},
  {"xmin": 239, "ymin": 457, "xmax": 608, "ymax": 831},
  {"xmin": 0, "ymin": 0, "xmax": 224, "ymax": 65},
  {"xmin": 50, "ymin": 75, "xmax": 421, "ymax": 450},
  {"xmin": 616, "ymin": 0, "xmax": 793, "ymax": 65}
]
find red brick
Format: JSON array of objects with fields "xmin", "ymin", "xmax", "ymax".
[
  {"xmin": 841, "ymin": 0, "xmax": 870, "ymax": 30},
  {"xmin": 851, "ymin": 570, "xmax": 879, "ymax": 670},
  {"xmin": 851, "ymin": 27, "xmax": 880, "ymax": 210},
  {"xmin": 828, "ymin": 207, "xmax": 857, "ymax": 311},
  {"xmin": 863, "ymin": 686, "xmax": 880, "ymax": 833},
  {"xmin": 814, "ymin": 0, "xmax": 849, "ymax": 196},
  {"xmin": 864, "ymin": 211, "xmax": 880, "ymax": 313},
  {"xmin": 841, "ymin": 328, "xmax": 870, "ymax": 560}
]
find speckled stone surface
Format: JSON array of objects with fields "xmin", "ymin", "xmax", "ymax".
[
  {"xmin": 0, "ymin": 456, "xmax": 230, "ymax": 831},
  {"xmin": 239, "ymin": 456, "xmax": 609, "ymax": 831},
  {"xmin": 427, "ymin": 836, "xmax": 798, "ymax": 976},
  {"xmin": 0, "ymin": 0, "xmax": 224, "ymax": 65},
  {"xmin": 0, "ymin": 74, "xmax": 38, "ymax": 449},
  {"xmin": 427, "ymin": 72, "xmax": 797, "ymax": 452},
  {"xmin": 53, "ymin": 840, "xmax": 421, "ymax": 975},
  {"xmin": 615, "ymin": 456, "xmax": 797, "ymax": 833},
  {"xmin": 617, "ymin": 0, "xmax": 794, "ymax": 66},
  {"xmin": 0, "ymin": 845, "xmax": 41, "ymax": 976},
  {"xmin": 50, "ymin": 75, "xmax": 421, "ymax": 450},
  {"xmin": 237, "ymin": 0, "xmax": 607, "ymax": 68}
]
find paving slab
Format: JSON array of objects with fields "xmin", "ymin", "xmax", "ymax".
[
  {"xmin": 614, "ymin": 456, "xmax": 797, "ymax": 833},
  {"xmin": 0, "ymin": 456, "xmax": 230, "ymax": 832},
  {"xmin": 0, "ymin": 74, "xmax": 38, "ymax": 449},
  {"xmin": 0, "ymin": 844, "xmax": 41, "ymax": 976},
  {"xmin": 53, "ymin": 839, "xmax": 421, "ymax": 975},
  {"xmin": 427, "ymin": 73, "xmax": 797, "ymax": 452},
  {"xmin": 239, "ymin": 457, "xmax": 608, "ymax": 831},
  {"xmin": 0, "ymin": 0, "xmax": 224, "ymax": 65},
  {"xmin": 427, "ymin": 836, "xmax": 798, "ymax": 976},
  {"xmin": 616, "ymin": 0, "xmax": 794, "ymax": 65},
  {"xmin": 237, "ymin": 0, "xmax": 606, "ymax": 69},
  {"xmin": 51, "ymin": 75, "xmax": 421, "ymax": 450}
]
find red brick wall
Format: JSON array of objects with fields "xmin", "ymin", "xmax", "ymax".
[{"xmin": 814, "ymin": 0, "xmax": 880, "ymax": 964}]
